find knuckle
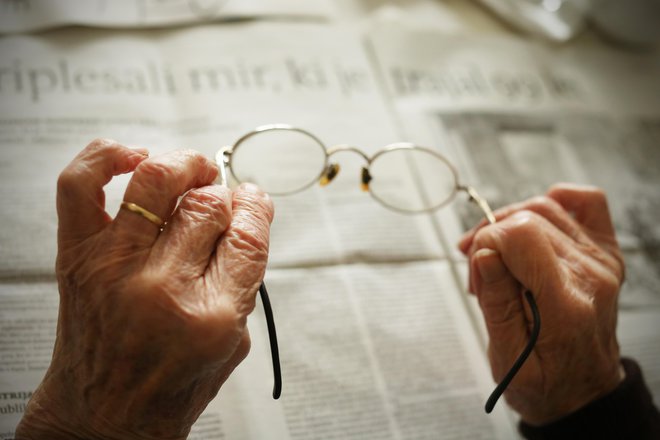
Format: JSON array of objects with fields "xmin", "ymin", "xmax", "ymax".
[
  {"xmin": 82, "ymin": 138, "xmax": 127, "ymax": 162},
  {"xmin": 527, "ymin": 195, "xmax": 561, "ymax": 214},
  {"xmin": 612, "ymin": 251, "xmax": 626, "ymax": 285},
  {"xmin": 135, "ymin": 158, "xmax": 176, "ymax": 188},
  {"xmin": 85, "ymin": 137, "xmax": 116, "ymax": 153},
  {"xmin": 227, "ymin": 223, "xmax": 270, "ymax": 259},
  {"xmin": 131, "ymin": 159, "xmax": 178, "ymax": 198},
  {"xmin": 513, "ymin": 209, "xmax": 541, "ymax": 224},
  {"xmin": 132, "ymin": 150, "xmax": 216, "ymax": 193},
  {"xmin": 595, "ymin": 248, "xmax": 626, "ymax": 289},
  {"xmin": 235, "ymin": 293, "xmax": 258, "ymax": 317},
  {"xmin": 183, "ymin": 148, "xmax": 210, "ymax": 166},
  {"xmin": 180, "ymin": 148, "xmax": 215, "ymax": 176},
  {"xmin": 587, "ymin": 187, "xmax": 608, "ymax": 206},
  {"xmin": 234, "ymin": 192, "xmax": 274, "ymax": 223},
  {"xmin": 57, "ymin": 165, "xmax": 81, "ymax": 195},
  {"xmin": 235, "ymin": 333, "xmax": 252, "ymax": 361},
  {"xmin": 181, "ymin": 187, "xmax": 231, "ymax": 221},
  {"xmin": 576, "ymin": 258, "xmax": 621, "ymax": 305},
  {"xmin": 505, "ymin": 210, "xmax": 545, "ymax": 240},
  {"xmin": 473, "ymin": 210, "xmax": 546, "ymax": 251},
  {"xmin": 190, "ymin": 306, "xmax": 248, "ymax": 359},
  {"xmin": 473, "ymin": 226, "xmax": 497, "ymax": 249},
  {"xmin": 208, "ymin": 304, "xmax": 246, "ymax": 330},
  {"xmin": 600, "ymin": 274, "xmax": 620, "ymax": 300},
  {"xmin": 59, "ymin": 141, "xmax": 131, "ymax": 195},
  {"xmin": 522, "ymin": 196, "xmax": 567, "ymax": 224}
]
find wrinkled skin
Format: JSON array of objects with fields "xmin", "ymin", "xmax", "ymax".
[
  {"xmin": 16, "ymin": 140, "xmax": 274, "ymax": 440},
  {"xmin": 459, "ymin": 183, "xmax": 625, "ymax": 425}
]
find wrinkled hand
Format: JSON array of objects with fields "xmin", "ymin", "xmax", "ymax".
[
  {"xmin": 16, "ymin": 140, "xmax": 274, "ymax": 440},
  {"xmin": 459, "ymin": 184, "xmax": 625, "ymax": 425}
]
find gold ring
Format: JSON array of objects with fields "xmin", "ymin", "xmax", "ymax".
[{"xmin": 120, "ymin": 201, "xmax": 165, "ymax": 230}]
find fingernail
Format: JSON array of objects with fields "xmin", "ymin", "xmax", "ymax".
[
  {"xmin": 475, "ymin": 249, "xmax": 506, "ymax": 284},
  {"xmin": 240, "ymin": 182, "xmax": 262, "ymax": 194},
  {"xmin": 129, "ymin": 146, "xmax": 149, "ymax": 157}
]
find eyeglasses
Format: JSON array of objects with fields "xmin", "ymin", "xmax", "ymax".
[
  {"xmin": 216, "ymin": 124, "xmax": 497, "ymax": 215},
  {"xmin": 215, "ymin": 124, "xmax": 540, "ymax": 413}
]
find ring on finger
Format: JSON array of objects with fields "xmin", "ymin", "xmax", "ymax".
[{"xmin": 120, "ymin": 201, "xmax": 166, "ymax": 231}]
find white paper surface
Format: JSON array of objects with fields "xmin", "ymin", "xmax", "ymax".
[
  {"xmin": 0, "ymin": 22, "xmax": 514, "ymax": 439},
  {"xmin": 0, "ymin": 22, "xmax": 447, "ymax": 275},
  {"xmin": 0, "ymin": 263, "xmax": 517, "ymax": 439},
  {"xmin": 0, "ymin": 281, "xmax": 57, "ymax": 440}
]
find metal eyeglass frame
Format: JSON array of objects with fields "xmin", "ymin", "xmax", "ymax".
[{"xmin": 215, "ymin": 124, "xmax": 540, "ymax": 413}]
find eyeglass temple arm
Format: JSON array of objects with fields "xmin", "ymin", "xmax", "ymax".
[
  {"xmin": 460, "ymin": 185, "xmax": 540, "ymax": 414},
  {"xmin": 460, "ymin": 185, "xmax": 496, "ymax": 225},
  {"xmin": 216, "ymin": 146, "xmax": 282, "ymax": 400},
  {"xmin": 259, "ymin": 283, "xmax": 282, "ymax": 399}
]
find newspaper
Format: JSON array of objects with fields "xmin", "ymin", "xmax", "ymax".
[
  {"xmin": 2, "ymin": 15, "xmax": 659, "ymax": 439},
  {"xmin": 368, "ymin": 25, "xmax": 660, "ymax": 406},
  {"xmin": 0, "ymin": 22, "xmax": 516, "ymax": 439},
  {"xmin": 0, "ymin": 22, "xmax": 449, "ymax": 276},
  {"xmin": 0, "ymin": 0, "xmax": 334, "ymax": 33}
]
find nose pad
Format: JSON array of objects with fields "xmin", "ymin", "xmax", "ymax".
[
  {"xmin": 361, "ymin": 167, "xmax": 372, "ymax": 192},
  {"xmin": 319, "ymin": 163, "xmax": 340, "ymax": 186}
]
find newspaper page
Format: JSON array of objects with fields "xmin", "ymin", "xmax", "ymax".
[
  {"xmin": 0, "ymin": 22, "xmax": 516, "ymax": 438},
  {"xmin": 0, "ymin": 282, "xmax": 57, "ymax": 439},
  {"xmin": 0, "ymin": 22, "xmax": 447, "ymax": 276},
  {"xmin": 368, "ymin": 26, "xmax": 660, "ymax": 408},
  {"xmin": 0, "ymin": 0, "xmax": 334, "ymax": 33},
  {"xmin": 0, "ymin": 263, "xmax": 515, "ymax": 439}
]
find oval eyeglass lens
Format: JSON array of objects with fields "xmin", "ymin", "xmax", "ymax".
[
  {"xmin": 230, "ymin": 128, "xmax": 327, "ymax": 195},
  {"xmin": 368, "ymin": 146, "xmax": 458, "ymax": 213}
]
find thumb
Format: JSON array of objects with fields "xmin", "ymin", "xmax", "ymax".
[
  {"xmin": 211, "ymin": 183, "xmax": 274, "ymax": 314},
  {"xmin": 472, "ymin": 248, "xmax": 530, "ymax": 376}
]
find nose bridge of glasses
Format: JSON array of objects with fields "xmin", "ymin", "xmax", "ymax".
[
  {"xmin": 324, "ymin": 144, "xmax": 372, "ymax": 191},
  {"xmin": 326, "ymin": 144, "xmax": 371, "ymax": 163}
]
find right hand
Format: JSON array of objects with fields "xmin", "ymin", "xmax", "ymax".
[{"xmin": 458, "ymin": 184, "xmax": 625, "ymax": 425}]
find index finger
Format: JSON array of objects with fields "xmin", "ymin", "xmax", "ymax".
[
  {"xmin": 57, "ymin": 139, "xmax": 148, "ymax": 242},
  {"xmin": 459, "ymin": 194, "xmax": 585, "ymax": 256}
]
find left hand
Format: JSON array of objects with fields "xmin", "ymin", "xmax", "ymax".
[{"xmin": 16, "ymin": 140, "xmax": 274, "ymax": 440}]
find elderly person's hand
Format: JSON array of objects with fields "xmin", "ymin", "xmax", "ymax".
[
  {"xmin": 16, "ymin": 140, "xmax": 274, "ymax": 440},
  {"xmin": 459, "ymin": 183, "xmax": 625, "ymax": 426}
]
